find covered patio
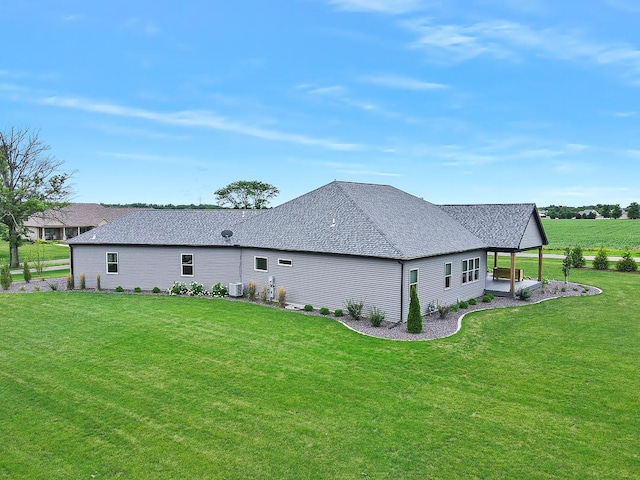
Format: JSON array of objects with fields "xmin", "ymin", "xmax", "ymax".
[{"xmin": 486, "ymin": 248, "xmax": 544, "ymax": 297}]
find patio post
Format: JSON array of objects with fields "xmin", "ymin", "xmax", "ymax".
[
  {"xmin": 538, "ymin": 246, "xmax": 543, "ymax": 281},
  {"xmin": 510, "ymin": 252, "xmax": 516, "ymax": 294}
]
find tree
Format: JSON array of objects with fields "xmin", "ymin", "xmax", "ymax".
[
  {"xmin": 214, "ymin": 180, "xmax": 279, "ymax": 209},
  {"xmin": 407, "ymin": 285, "xmax": 422, "ymax": 334},
  {"xmin": 611, "ymin": 204, "xmax": 622, "ymax": 219},
  {"xmin": 627, "ymin": 202, "xmax": 640, "ymax": 220},
  {"xmin": 616, "ymin": 251, "xmax": 638, "ymax": 272},
  {"xmin": 562, "ymin": 248, "xmax": 572, "ymax": 283},
  {"xmin": 592, "ymin": 248, "xmax": 609, "ymax": 270},
  {"xmin": 569, "ymin": 245, "xmax": 585, "ymax": 268},
  {"xmin": 1, "ymin": 128, "xmax": 71, "ymax": 267}
]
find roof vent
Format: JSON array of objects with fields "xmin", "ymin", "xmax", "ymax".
[{"xmin": 221, "ymin": 229, "xmax": 233, "ymax": 239}]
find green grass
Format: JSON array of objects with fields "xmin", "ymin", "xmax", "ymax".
[
  {"xmin": 0, "ymin": 240, "xmax": 70, "ymax": 266},
  {"xmin": 9, "ymin": 268, "xmax": 70, "ymax": 283},
  {"xmin": 541, "ymin": 218, "xmax": 640, "ymax": 253},
  {"xmin": 1, "ymin": 262, "xmax": 639, "ymax": 479}
]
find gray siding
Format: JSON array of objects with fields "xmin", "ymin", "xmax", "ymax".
[
  {"xmin": 71, "ymin": 245, "xmax": 241, "ymax": 290},
  {"xmin": 404, "ymin": 249, "xmax": 487, "ymax": 318},
  {"xmin": 239, "ymin": 249, "xmax": 402, "ymax": 320},
  {"xmin": 519, "ymin": 214, "xmax": 544, "ymax": 250}
]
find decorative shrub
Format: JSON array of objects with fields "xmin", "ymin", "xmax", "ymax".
[
  {"xmin": 115, "ymin": 286, "xmax": 124, "ymax": 292},
  {"xmin": 187, "ymin": 282, "xmax": 208, "ymax": 296},
  {"xmin": 450, "ymin": 304, "xmax": 459, "ymax": 313},
  {"xmin": 592, "ymin": 248, "xmax": 609, "ymax": 270},
  {"xmin": 616, "ymin": 251, "xmax": 638, "ymax": 272},
  {"xmin": 133, "ymin": 286, "xmax": 142, "ymax": 293},
  {"xmin": 260, "ymin": 285, "xmax": 268, "ymax": 303},
  {"xmin": 277, "ymin": 287, "xmax": 287, "ymax": 308},
  {"xmin": 369, "ymin": 307, "xmax": 385, "ymax": 327},
  {"xmin": 333, "ymin": 309, "xmax": 344, "ymax": 317},
  {"xmin": 66, "ymin": 273, "xmax": 74, "ymax": 291},
  {"xmin": 96, "ymin": 274, "xmax": 101, "ymax": 291},
  {"xmin": 23, "ymin": 261, "xmax": 32, "ymax": 283},
  {"xmin": 345, "ymin": 298, "xmax": 365, "ymax": 320},
  {"xmin": 319, "ymin": 307, "xmax": 330, "ymax": 315},
  {"xmin": 515, "ymin": 287, "xmax": 532, "ymax": 301},
  {"xmin": 48, "ymin": 282, "xmax": 58, "ymax": 291},
  {"xmin": 168, "ymin": 281, "xmax": 188, "ymax": 295},
  {"xmin": 1, "ymin": 264, "xmax": 12, "ymax": 290},
  {"xmin": 562, "ymin": 248, "xmax": 572, "ymax": 282},
  {"xmin": 304, "ymin": 304, "xmax": 314, "ymax": 312},
  {"xmin": 458, "ymin": 300, "xmax": 469, "ymax": 309},
  {"xmin": 211, "ymin": 282, "xmax": 228, "ymax": 297},
  {"xmin": 570, "ymin": 245, "xmax": 586, "ymax": 268},
  {"xmin": 407, "ymin": 285, "xmax": 422, "ymax": 333},
  {"xmin": 468, "ymin": 298, "xmax": 477, "ymax": 305},
  {"xmin": 482, "ymin": 294, "xmax": 492, "ymax": 303},
  {"xmin": 152, "ymin": 286, "xmax": 161, "ymax": 294},
  {"xmin": 79, "ymin": 273, "xmax": 86, "ymax": 290},
  {"xmin": 437, "ymin": 303, "xmax": 451, "ymax": 318},
  {"xmin": 33, "ymin": 285, "xmax": 40, "ymax": 292},
  {"xmin": 247, "ymin": 281, "xmax": 257, "ymax": 301}
]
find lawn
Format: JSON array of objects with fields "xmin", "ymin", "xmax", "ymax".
[
  {"xmin": 0, "ymin": 240, "xmax": 70, "ymax": 266},
  {"xmin": 1, "ymin": 262, "xmax": 639, "ymax": 479},
  {"xmin": 541, "ymin": 218, "xmax": 640, "ymax": 254}
]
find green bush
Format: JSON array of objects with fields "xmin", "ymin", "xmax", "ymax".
[
  {"xmin": 168, "ymin": 281, "xmax": 188, "ymax": 295},
  {"xmin": 152, "ymin": 286, "xmax": 161, "ymax": 294},
  {"xmin": 592, "ymin": 248, "xmax": 609, "ymax": 270},
  {"xmin": 369, "ymin": 307, "xmax": 385, "ymax": 327},
  {"xmin": 458, "ymin": 300, "xmax": 469, "ymax": 309},
  {"xmin": 48, "ymin": 281, "xmax": 58, "ymax": 291},
  {"xmin": 0, "ymin": 264, "xmax": 12, "ymax": 290},
  {"xmin": 616, "ymin": 251, "xmax": 638, "ymax": 272},
  {"xmin": 468, "ymin": 298, "xmax": 477, "ymax": 305},
  {"xmin": 23, "ymin": 260, "xmax": 32, "ymax": 283},
  {"xmin": 570, "ymin": 245, "xmax": 586, "ymax": 268},
  {"xmin": 115, "ymin": 286, "xmax": 124, "ymax": 292},
  {"xmin": 333, "ymin": 309, "xmax": 344, "ymax": 317},
  {"xmin": 407, "ymin": 286, "xmax": 422, "ymax": 333},
  {"xmin": 450, "ymin": 304, "xmax": 459, "ymax": 313},
  {"xmin": 515, "ymin": 287, "xmax": 532, "ymax": 301},
  {"xmin": 345, "ymin": 298, "xmax": 365, "ymax": 320},
  {"xmin": 482, "ymin": 294, "xmax": 492, "ymax": 303},
  {"xmin": 133, "ymin": 286, "xmax": 142, "ymax": 293},
  {"xmin": 211, "ymin": 282, "xmax": 228, "ymax": 297},
  {"xmin": 187, "ymin": 282, "xmax": 208, "ymax": 296},
  {"xmin": 79, "ymin": 273, "xmax": 86, "ymax": 290},
  {"xmin": 319, "ymin": 307, "xmax": 330, "ymax": 315},
  {"xmin": 304, "ymin": 304, "xmax": 314, "ymax": 312}
]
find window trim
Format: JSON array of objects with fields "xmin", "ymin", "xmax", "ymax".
[
  {"xmin": 444, "ymin": 262, "xmax": 452, "ymax": 289},
  {"xmin": 181, "ymin": 253, "xmax": 194, "ymax": 277},
  {"xmin": 462, "ymin": 256, "xmax": 480, "ymax": 284},
  {"xmin": 106, "ymin": 252, "xmax": 119, "ymax": 274},
  {"xmin": 254, "ymin": 256, "xmax": 268, "ymax": 272},
  {"xmin": 277, "ymin": 258, "xmax": 293, "ymax": 267},
  {"xmin": 409, "ymin": 268, "xmax": 418, "ymax": 289}
]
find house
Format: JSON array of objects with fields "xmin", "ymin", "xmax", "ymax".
[
  {"xmin": 67, "ymin": 181, "xmax": 548, "ymax": 322},
  {"xmin": 25, "ymin": 203, "xmax": 148, "ymax": 241},
  {"xmin": 576, "ymin": 209, "xmax": 601, "ymax": 219}
]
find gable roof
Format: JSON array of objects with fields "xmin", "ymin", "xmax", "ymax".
[
  {"xmin": 25, "ymin": 203, "xmax": 148, "ymax": 228},
  {"xmin": 439, "ymin": 203, "xmax": 548, "ymax": 250},
  {"xmin": 68, "ymin": 181, "xmax": 546, "ymax": 260}
]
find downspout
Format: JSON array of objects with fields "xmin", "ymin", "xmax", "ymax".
[
  {"xmin": 69, "ymin": 245, "xmax": 74, "ymax": 277},
  {"xmin": 398, "ymin": 260, "xmax": 405, "ymax": 324}
]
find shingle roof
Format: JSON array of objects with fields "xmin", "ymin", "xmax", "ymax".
[
  {"xmin": 25, "ymin": 203, "xmax": 148, "ymax": 228},
  {"xmin": 439, "ymin": 203, "xmax": 548, "ymax": 250},
  {"xmin": 68, "ymin": 182, "xmax": 545, "ymax": 259}
]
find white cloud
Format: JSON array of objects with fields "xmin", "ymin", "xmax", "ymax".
[
  {"xmin": 39, "ymin": 94, "xmax": 363, "ymax": 151},
  {"xmin": 123, "ymin": 18, "xmax": 161, "ymax": 36},
  {"xmin": 605, "ymin": 0, "xmax": 640, "ymax": 13},
  {"xmin": 361, "ymin": 73, "xmax": 449, "ymax": 90},
  {"xmin": 328, "ymin": 0, "xmax": 423, "ymax": 15}
]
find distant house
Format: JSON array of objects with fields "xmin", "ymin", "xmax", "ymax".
[
  {"xmin": 25, "ymin": 203, "xmax": 148, "ymax": 241},
  {"xmin": 67, "ymin": 181, "xmax": 548, "ymax": 321},
  {"xmin": 576, "ymin": 209, "xmax": 601, "ymax": 219}
]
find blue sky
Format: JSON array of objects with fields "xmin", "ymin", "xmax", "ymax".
[{"xmin": 2, "ymin": 0, "xmax": 639, "ymax": 207}]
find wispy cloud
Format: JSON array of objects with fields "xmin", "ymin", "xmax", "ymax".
[
  {"xmin": 321, "ymin": 161, "xmax": 402, "ymax": 177},
  {"xmin": 609, "ymin": 111, "xmax": 637, "ymax": 117},
  {"xmin": 605, "ymin": 0, "xmax": 640, "ymax": 13},
  {"xmin": 61, "ymin": 13, "xmax": 83, "ymax": 22},
  {"xmin": 122, "ymin": 18, "xmax": 161, "ymax": 36},
  {"xmin": 38, "ymin": 94, "xmax": 363, "ymax": 151},
  {"xmin": 360, "ymin": 73, "xmax": 449, "ymax": 90},
  {"xmin": 327, "ymin": 0, "xmax": 423, "ymax": 15}
]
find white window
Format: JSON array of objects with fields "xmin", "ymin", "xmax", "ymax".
[
  {"xmin": 106, "ymin": 252, "xmax": 118, "ymax": 274},
  {"xmin": 181, "ymin": 253, "xmax": 193, "ymax": 276},
  {"xmin": 462, "ymin": 257, "xmax": 480, "ymax": 284},
  {"xmin": 445, "ymin": 262, "xmax": 452, "ymax": 289},
  {"xmin": 278, "ymin": 258, "xmax": 293, "ymax": 267},
  {"xmin": 255, "ymin": 256, "xmax": 268, "ymax": 272},
  {"xmin": 409, "ymin": 269, "xmax": 418, "ymax": 289}
]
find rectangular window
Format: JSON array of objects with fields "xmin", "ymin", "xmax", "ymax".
[
  {"xmin": 106, "ymin": 252, "xmax": 118, "ymax": 274},
  {"xmin": 255, "ymin": 256, "xmax": 268, "ymax": 272},
  {"xmin": 409, "ymin": 269, "xmax": 418, "ymax": 289},
  {"xmin": 462, "ymin": 257, "xmax": 480, "ymax": 284},
  {"xmin": 181, "ymin": 253, "xmax": 193, "ymax": 276},
  {"xmin": 445, "ymin": 262, "xmax": 452, "ymax": 289},
  {"xmin": 278, "ymin": 258, "xmax": 293, "ymax": 267}
]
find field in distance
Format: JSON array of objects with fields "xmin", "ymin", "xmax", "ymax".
[{"xmin": 540, "ymin": 218, "xmax": 640, "ymax": 254}]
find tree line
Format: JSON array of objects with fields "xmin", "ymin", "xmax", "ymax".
[{"xmin": 543, "ymin": 203, "xmax": 640, "ymax": 219}]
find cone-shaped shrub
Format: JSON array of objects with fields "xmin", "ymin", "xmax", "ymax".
[
  {"xmin": 23, "ymin": 261, "xmax": 32, "ymax": 283},
  {"xmin": 407, "ymin": 285, "xmax": 422, "ymax": 334}
]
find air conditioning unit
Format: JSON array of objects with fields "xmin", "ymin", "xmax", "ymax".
[{"xmin": 228, "ymin": 282, "xmax": 244, "ymax": 297}]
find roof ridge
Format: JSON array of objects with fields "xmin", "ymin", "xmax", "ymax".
[{"xmin": 336, "ymin": 182, "xmax": 405, "ymax": 258}]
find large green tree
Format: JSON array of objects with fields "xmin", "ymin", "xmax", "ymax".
[
  {"xmin": 214, "ymin": 180, "xmax": 279, "ymax": 209},
  {"xmin": 0, "ymin": 127, "xmax": 71, "ymax": 267},
  {"xmin": 626, "ymin": 202, "xmax": 640, "ymax": 220}
]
